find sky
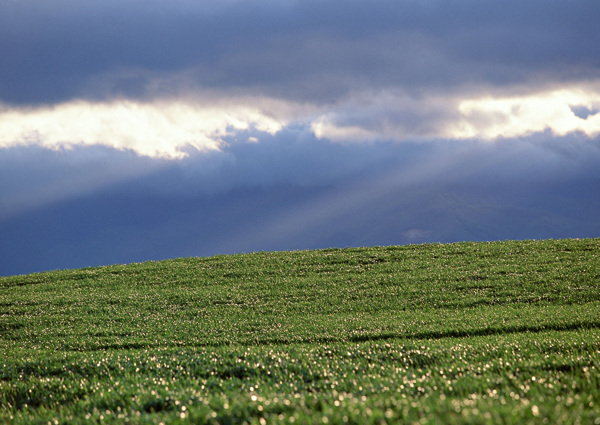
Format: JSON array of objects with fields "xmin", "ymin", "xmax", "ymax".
[{"xmin": 1, "ymin": 0, "xmax": 600, "ymax": 276}]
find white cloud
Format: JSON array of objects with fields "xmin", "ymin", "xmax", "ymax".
[
  {"xmin": 0, "ymin": 98, "xmax": 287, "ymax": 159},
  {"xmin": 2, "ymin": 82, "xmax": 599, "ymax": 161},
  {"xmin": 311, "ymin": 116, "xmax": 376, "ymax": 142},
  {"xmin": 447, "ymin": 84, "xmax": 600, "ymax": 140},
  {"xmin": 310, "ymin": 82, "xmax": 600, "ymax": 143}
]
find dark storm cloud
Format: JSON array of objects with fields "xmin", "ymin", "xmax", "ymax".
[
  {"xmin": 1, "ymin": 0, "xmax": 598, "ymax": 105},
  {"xmin": 0, "ymin": 144, "xmax": 168, "ymax": 220},
  {"xmin": 3, "ymin": 126, "xmax": 599, "ymax": 221},
  {"xmin": 0, "ymin": 125, "xmax": 416, "ymax": 220}
]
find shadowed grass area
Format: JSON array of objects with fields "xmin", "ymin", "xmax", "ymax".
[{"xmin": 1, "ymin": 238, "xmax": 599, "ymax": 424}]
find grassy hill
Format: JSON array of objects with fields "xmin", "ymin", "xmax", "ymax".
[{"xmin": 1, "ymin": 238, "xmax": 600, "ymax": 424}]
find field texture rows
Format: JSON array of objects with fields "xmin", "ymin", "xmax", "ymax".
[{"xmin": 1, "ymin": 238, "xmax": 600, "ymax": 424}]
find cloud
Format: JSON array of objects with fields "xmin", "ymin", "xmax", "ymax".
[
  {"xmin": 0, "ymin": 145, "xmax": 168, "ymax": 220},
  {"xmin": 2, "ymin": 82, "xmax": 599, "ymax": 160},
  {"xmin": 2, "ymin": 130, "xmax": 600, "ymax": 276},
  {"xmin": 0, "ymin": 97, "xmax": 287, "ymax": 159},
  {"xmin": 5, "ymin": 128, "xmax": 596, "ymax": 220},
  {"xmin": 310, "ymin": 90, "xmax": 459, "ymax": 142},
  {"xmin": 1, "ymin": 0, "xmax": 598, "ymax": 106},
  {"xmin": 449, "ymin": 84, "xmax": 600, "ymax": 140},
  {"xmin": 311, "ymin": 83, "xmax": 600, "ymax": 143},
  {"xmin": 1, "ymin": 0, "xmax": 598, "ymax": 153},
  {"xmin": 0, "ymin": 126, "xmax": 399, "ymax": 220}
]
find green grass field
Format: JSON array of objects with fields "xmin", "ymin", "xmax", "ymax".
[{"xmin": 1, "ymin": 238, "xmax": 600, "ymax": 424}]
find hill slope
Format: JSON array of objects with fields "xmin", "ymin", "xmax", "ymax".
[{"xmin": 1, "ymin": 239, "xmax": 600, "ymax": 424}]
